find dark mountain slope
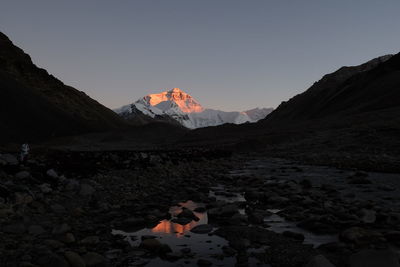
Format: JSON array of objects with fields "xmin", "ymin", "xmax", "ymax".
[
  {"xmin": 263, "ymin": 54, "xmax": 398, "ymax": 124},
  {"xmin": 0, "ymin": 32, "xmax": 126, "ymax": 142}
]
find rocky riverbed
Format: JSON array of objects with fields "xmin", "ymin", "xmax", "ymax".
[{"xmin": 0, "ymin": 150, "xmax": 400, "ymax": 267}]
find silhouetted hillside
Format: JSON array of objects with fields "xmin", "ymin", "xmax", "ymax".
[{"xmin": 0, "ymin": 32, "xmax": 127, "ymax": 142}]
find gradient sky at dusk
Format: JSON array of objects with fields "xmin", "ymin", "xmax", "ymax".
[{"xmin": 1, "ymin": 0, "xmax": 400, "ymax": 111}]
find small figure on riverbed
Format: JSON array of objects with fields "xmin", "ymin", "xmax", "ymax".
[{"xmin": 20, "ymin": 143, "xmax": 30, "ymax": 163}]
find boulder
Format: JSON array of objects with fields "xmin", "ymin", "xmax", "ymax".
[
  {"xmin": 190, "ymin": 224, "xmax": 213, "ymax": 234},
  {"xmin": 348, "ymin": 249, "xmax": 400, "ymax": 267},
  {"xmin": 306, "ymin": 255, "xmax": 335, "ymax": 267},
  {"xmin": 64, "ymin": 251, "xmax": 86, "ymax": 267}
]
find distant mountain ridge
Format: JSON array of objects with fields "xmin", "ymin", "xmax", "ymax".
[
  {"xmin": 115, "ymin": 88, "xmax": 273, "ymax": 129},
  {"xmin": 0, "ymin": 32, "xmax": 126, "ymax": 142}
]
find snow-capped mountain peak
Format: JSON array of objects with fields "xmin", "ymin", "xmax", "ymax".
[{"xmin": 115, "ymin": 88, "xmax": 273, "ymax": 129}]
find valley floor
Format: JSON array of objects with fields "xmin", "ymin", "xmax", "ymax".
[{"xmin": 0, "ymin": 150, "xmax": 400, "ymax": 267}]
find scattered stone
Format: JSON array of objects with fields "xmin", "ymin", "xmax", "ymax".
[
  {"xmin": 139, "ymin": 238, "xmax": 172, "ymax": 254},
  {"xmin": 359, "ymin": 209, "xmax": 376, "ymax": 224},
  {"xmin": 190, "ymin": 224, "xmax": 213, "ymax": 234},
  {"xmin": 79, "ymin": 184, "xmax": 96, "ymax": 196},
  {"xmin": 80, "ymin": 236, "xmax": 100, "ymax": 245},
  {"xmin": 197, "ymin": 259, "xmax": 212, "ymax": 266},
  {"xmin": 348, "ymin": 249, "xmax": 400, "ymax": 267},
  {"xmin": 82, "ymin": 252, "xmax": 107, "ymax": 267},
  {"xmin": 283, "ymin": 231, "xmax": 305, "ymax": 241},
  {"xmin": 52, "ymin": 223, "xmax": 71, "ymax": 235},
  {"xmin": 194, "ymin": 207, "xmax": 207, "ymax": 213},
  {"xmin": 3, "ymin": 222, "xmax": 26, "ymax": 234},
  {"xmin": 46, "ymin": 169, "xmax": 59, "ymax": 179},
  {"xmin": 64, "ymin": 251, "xmax": 86, "ymax": 267},
  {"xmin": 1, "ymin": 154, "xmax": 18, "ymax": 165},
  {"xmin": 15, "ymin": 171, "xmax": 31, "ymax": 179},
  {"xmin": 28, "ymin": 225, "xmax": 46, "ymax": 236},
  {"xmin": 306, "ymin": 255, "xmax": 336, "ymax": 267},
  {"xmin": 340, "ymin": 227, "xmax": 383, "ymax": 245},
  {"xmin": 39, "ymin": 183, "xmax": 52, "ymax": 193},
  {"xmin": 60, "ymin": 233, "xmax": 76, "ymax": 244}
]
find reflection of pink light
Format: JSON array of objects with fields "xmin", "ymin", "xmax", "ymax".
[{"xmin": 151, "ymin": 211, "xmax": 206, "ymax": 238}]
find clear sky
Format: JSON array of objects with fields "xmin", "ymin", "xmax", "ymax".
[{"xmin": 1, "ymin": 1, "xmax": 399, "ymax": 111}]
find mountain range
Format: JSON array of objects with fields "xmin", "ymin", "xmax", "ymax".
[
  {"xmin": 115, "ymin": 88, "xmax": 273, "ymax": 129},
  {"xmin": 1, "ymin": 30, "xmax": 400, "ymax": 161}
]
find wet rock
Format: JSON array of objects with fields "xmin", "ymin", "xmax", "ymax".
[
  {"xmin": 384, "ymin": 231, "xmax": 400, "ymax": 243},
  {"xmin": 283, "ymin": 231, "xmax": 305, "ymax": 242},
  {"xmin": 46, "ymin": 169, "xmax": 59, "ymax": 179},
  {"xmin": 267, "ymin": 196, "xmax": 290, "ymax": 205},
  {"xmin": 64, "ymin": 251, "xmax": 86, "ymax": 267},
  {"xmin": 340, "ymin": 227, "xmax": 383, "ymax": 245},
  {"xmin": 79, "ymin": 184, "xmax": 96, "ymax": 196},
  {"xmin": 190, "ymin": 224, "xmax": 213, "ymax": 234},
  {"xmin": 82, "ymin": 252, "xmax": 107, "ymax": 267},
  {"xmin": 104, "ymin": 249, "xmax": 122, "ymax": 260},
  {"xmin": 60, "ymin": 233, "xmax": 76, "ymax": 244},
  {"xmin": 44, "ymin": 239, "xmax": 65, "ymax": 249},
  {"xmin": 348, "ymin": 249, "xmax": 400, "ymax": 267},
  {"xmin": 39, "ymin": 183, "xmax": 52, "ymax": 193},
  {"xmin": 165, "ymin": 252, "xmax": 184, "ymax": 261},
  {"xmin": 359, "ymin": 209, "xmax": 376, "ymax": 224},
  {"xmin": 51, "ymin": 204, "xmax": 66, "ymax": 214},
  {"xmin": 3, "ymin": 222, "xmax": 26, "ymax": 234},
  {"xmin": 121, "ymin": 217, "xmax": 145, "ymax": 228},
  {"xmin": 52, "ymin": 223, "xmax": 71, "ymax": 235},
  {"xmin": 194, "ymin": 207, "xmax": 207, "ymax": 213},
  {"xmin": 80, "ymin": 236, "xmax": 100, "ymax": 245},
  {"xmin": 306, "ymin": 255, "xmax": 335, "ymax": 267},
  {"xmin": 177, "ymin": 207, "xmax": 199, "ymax": 221},
  {"xmin": 222, "ymin": 246, "xmax": 237, "ymax": 256},
  {"xmin": 171, "ymin": 217, "xmax": 192, "ymax": 225},
  {"xmin": 197, "ymin": 259, "xmax": 212, "ymax": 266},
  {"xmin": 15, "ymin": 171, "xmax": 31, "ymax": 179},
  {"xmin": 37, "ymin": 253, "xmax": 69, "ymax": 267},
  {"xmin": 1, "ymin": 154, "xmax": 18, "ymax": 165},
  {"xmin": 28, "ymin": 225, "xmax": 46, "ymax": 236},
  {"xmin": 139, "ymin": 238, "xmax": 172, "ymax": 254}
]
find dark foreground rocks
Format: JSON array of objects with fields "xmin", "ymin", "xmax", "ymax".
[{"xmin": 0, "ymin": 150, "xmax": 400, "ymax": 266}]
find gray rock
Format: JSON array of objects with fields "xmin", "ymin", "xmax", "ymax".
[
  {"xmin": 28, "ymin": 225, "xmax": 46, "ymax": 236},
  {"xmin": 51, "ymin": 204, "xmax": 66, "ymax": 214},
  {"xmin": 139, "ymin": 239, "xmax": 171, "ymax": 254},
  {"xmin": 190, "ymin": 224, "xmax": 213, "ymax": 234},
  {"xmin": 60, "ymin": 233, "xmax": 76, "ymax": 244},
  {"xmin": 171, "ymin": 217, "xmax": 192, "ymax": 225},
  {"xmin": 3, "ymin": 222, "xmax": 26, "ymax": 234},
  {"xmin": 306, "ymin": 255, "xmax": 336, "ymax": 267},
  {"xmin": 197, "ymin": 259, "xmax": 212, "ymax": 266},
  {"xmin": 82, "ymin": 252, "xmax": 106, "ymax": 267},
  {"xmin": 64, "ymin": 251, "xmax": 86, "ymax": 267},
  {"xmin": 15, "ymin": 171, "xmax": 30, "ymax": 179},
  {"xmin": 52, "ymin": 223, "xmax": 71, "ymax": 235},
  {"xmin": 349, "ymin": 249, "xmax": 400, "ymax": 267},
  {"xmin": 1, "ymin": 154, "xmax": 18, "ymax": 165},
  {"xmin": 340, "ymin": 227, "xmax": 383, "ymax": 244},
  {"xmin": 80, "ymin": 236, "xmax": 100, "ymax": 245},
  {"xmin": 39, "ymin": 183, "xmax": 52, "ymax": 193},
  {"xmin": 283, "ymin": 231, "xmax": 305, "ymax": 241},
  {"xmin": 177, "ymin": 207, "xmax": 199, "ymax": 220},
  {"xmin": 360, "ymin": 209, "xmax": 376, "ymax": 224},
  {"xmin": 37, "ymin": 253, "xmax": 69, "ymax": 267},
  {"xmin": 79, "ymin": 184, "xmax": 96, "ymax": 196},
  {"xmin": 46, "ymin": 169, "xmax": 59, "ymax": 179}
]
